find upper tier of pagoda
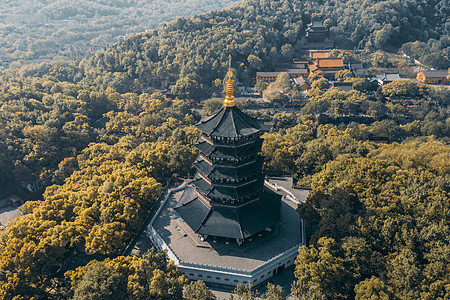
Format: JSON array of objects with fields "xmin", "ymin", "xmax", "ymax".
[{"xmin": 197, "ymin": 105, "xmax": 263, "ymax": 139}]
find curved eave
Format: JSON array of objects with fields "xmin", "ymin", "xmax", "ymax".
[{"xmin": 196, "ymin": 106, "xmax": 262, "ymax": 138}]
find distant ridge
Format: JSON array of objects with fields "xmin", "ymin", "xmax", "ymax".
[{"xmin": 81, "ymin": 0, "xmax": 448, "ymax": 93}]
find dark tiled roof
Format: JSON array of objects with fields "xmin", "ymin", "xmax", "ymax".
[
  {"xmin": 284, "ymin": 69, "xmax": 308, "ymax": 74},
  {"xmin": 197, "ymin": 106, "xmax": 262, "ymax": 138},
  {"xmin": 174, "ymin": 186, "xmax": 281, "ymax": 239},
  {"xmin": 350, "ymin": 63, "xmax": 363, "ymax": 70},
  {"xmin": 239, "ymin": 189, "xmax": 281, "ymax": 237},
  {"xmin": 198, "ymin": 209, "xmax": 243, "ymax": 239},
  {"xmin": 332, "ymin": 81, "xmax": 354, "ymax": 92},
  {"xmin": 174, "ymin": 186, "xmax": 210, "ymax": 232},
  {"xmin": 384, "ymin": 73, "xmax": 401, "ymax": 81}
]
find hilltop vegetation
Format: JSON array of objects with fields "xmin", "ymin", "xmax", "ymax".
[
  {"xmin": 77, "ymin": 0, "xmax": 449, "ymax": 94},
  {"xmin": 0, "ymin": 0, "xmax": 240, "ymax": 65},
  {"xmin": 0, "ymin": 0, "xmax": 448, "ymax": 298}
]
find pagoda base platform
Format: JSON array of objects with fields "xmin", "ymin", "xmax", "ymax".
[{"xmin": 148, "ymin": 183, "xmax": 305, "ymax": 287}]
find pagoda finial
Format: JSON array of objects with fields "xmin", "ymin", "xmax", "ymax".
[{"xmin": 224, "ymin": 55, "xmax": 235, "ymax": 107}]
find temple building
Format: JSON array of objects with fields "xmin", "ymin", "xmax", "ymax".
[
  {"xmin": 305, "ymin": 19, "xmax": 329, "ymax": 43},
  {"xmin": 256, "ymin": 69, "xmax": 308, "ymax": 83},
  {"xmin": 148, "ymin": 57, "xmax": 304, "ymax": 287},
  {"xmin": 416, "ymin": 70, "xmax": 449, "ymax": 85},
  {"xmin": 308, "ymin": 57, "xmax": 346, "ymax": 77},
  {"xmin": 176, "ymin": 58, "xmax": 281, "ymax": 246},
  {"xmin": 309, "ymin": 50, "xmax": 330, "ymax": 59}
]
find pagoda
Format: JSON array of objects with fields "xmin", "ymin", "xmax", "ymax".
[
  {"xmin": 305, "ymin": 19, "xmax": 329, "ymax": 43},
  {"xmin": 174, "ymin": 56, "xmax": 282, "ymax": 246}
]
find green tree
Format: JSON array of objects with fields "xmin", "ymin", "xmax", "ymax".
[
  {"xmin": 233, "ymin": 284, "xmax": 258, "ymax": 300},
  {"xmin": 294, "ymin": 238, "xmax": 354, "ymax": 298},
  {"xmin": 73, "ymin": 262, "xmax": 128, "ymax": 300},
  {"xmin": 371, "ymin": 51, "xmax": 388, "ymax": 67},
  {"xmin": 255, "ymin": 80, "xmax": 269, "ymax": 94},
  {"xmin": 184, "ymin": 280, "xmax": 215, "ymax": 300},
  {"xmin": 335, "ymin": 69, "xmax": 352, "ymax": 82},
  {"xmin": 262, "ymin": 283, "xmax": 285, "ymax": 300},
  {"xmin": 202, "ymin": 98, "xmax": 224, "ymax": 115},
  {"xmin": 171, "ymin": 77, "xmax": 202, "ymax": 99},
  {"xmin": 247, "ymin": 54, "xmax": 263, "ymax": 70},
  {"xmin": 382, "ymin": 80, "xmax": 431, "ymax": 98},
  {"xmin": 354, "ymin": 277, "xmax": 392, "ymax": 300}
]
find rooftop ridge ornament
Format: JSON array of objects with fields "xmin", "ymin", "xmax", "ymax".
[{"xmin": 224, "ymin": 55, "xmax": 236, "ymax": 107}]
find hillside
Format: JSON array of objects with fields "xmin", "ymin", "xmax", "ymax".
[
  {"xmin": 0, "ymin": 0, "xmax": 241, "ymax": 65},
  {"xmin": 77, "ymin": 0, "xmax": 449, "ymax": 94},
  {"xmin": 0, "ymin": 0, "xmax": 448, "ymax": 298}
]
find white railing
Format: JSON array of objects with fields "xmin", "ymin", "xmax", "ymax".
[
  {"xmin": 178, "ymin": 244, "xmax": 301, "ymax": 276},
  {"xmin": 148, "ymin": 225, "xmax": 180, "ymax": 264},
  {"xmin": 265, "ymin": 180, "xmax": 300, "ymax": 204},
  {"xmin": 149, "ymin": 183, "xmax": 187, "ymax": 226}
]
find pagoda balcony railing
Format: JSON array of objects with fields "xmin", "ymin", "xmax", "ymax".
[
  {"xmin": 194, "ymin": 187, "xmax": 212, "ymax": 204},
  {"xmin": 209, "ymin": 195, "xmax": 260, "ymax": 207},
  {"xmin": 199, "ymin": 153, "xmax": 213, "ymax": 165},
  {"xmin": 199, "ymin": 152, "xmax": 258, "ymax": 167},
  {"xmin": 194, "ymin": 183, "xmax": 261, "ymax": 206},
  {"xmin": 197, "ymin": 171, "xmax": 212, "ymax": 185},
  {"xmin": 209, "ymin": 156, "xmax": 258, "ymax": 167},
  {"xmin": 202, "ymin": 133, "xmax": 259, "ymax": 148},
  {"xmin": 197, "ymin": 169, "xmax": 260, "ymax": 188},
  {"xmin": 210, "ymin": 178, "xmax": 259, "ymax": 189},
  {"xmin": 201, "ymin": 134, "xmax": 214, "ymax": 144}
]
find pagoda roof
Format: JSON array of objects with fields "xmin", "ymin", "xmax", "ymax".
[
  {"xmin": 192, "ymin": 173, "xmax": 264, "ymax": 200},
  {"xmin": 194, "ymin": 156, "xmax": 263, "ymax": 180},
  {"xmin": 196, "ymin": 106, "xmax": 262, "ymax": 138},
  {"xmin": 195, "ymin": 137, "xmax": 263, "ymax": 159},
  {"xmin": 174, "ymin": 185, "xmax": 281, "ymax": 239}
]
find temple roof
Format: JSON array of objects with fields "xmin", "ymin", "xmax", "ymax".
[
  {"xmin": 196, "ymin": 106, "xmax": 262, "ymax": 138},
  {"xmin": 420, "ymin": 70, "xmax": 449, "ymax": 78},
  {"xmin": 174, "ymin": 185, "xmax": 281, "ymax": 239},
  {"xmin": 315, "ymin": 58, "xmax": 344, "ymax": 68}
]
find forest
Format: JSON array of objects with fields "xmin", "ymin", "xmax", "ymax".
[
  {"xmin": 0, "ymin": 0, "xmax": 449, "ymax": 298},
  {"xmin": 73, "ymin": 0, "xmax": 449, "ymax": 94},
  {"xmin": 0, "ymin": 0, "xmax": 240, "ymax": 65}
]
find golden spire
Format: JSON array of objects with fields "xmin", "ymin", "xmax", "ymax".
[{"xmin": 224, "ymin": 55, "xmax": 235, "ymax": 107}]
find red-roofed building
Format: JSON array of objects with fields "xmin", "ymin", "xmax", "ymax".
[{"xmin": 308, "ymin": 58, "xmax": 346, "ymax": 75}]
